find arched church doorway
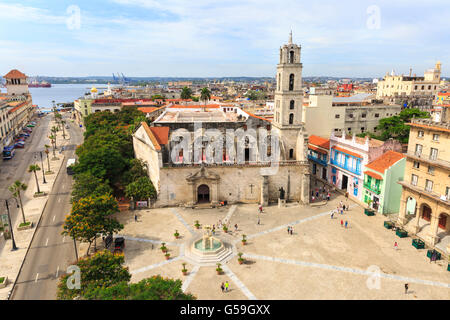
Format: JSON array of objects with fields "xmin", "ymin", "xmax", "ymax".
[
  {"xmin": 197, "ymin": 184, "xmax": 210, "ymax": 203},
  {"xmin": 421, "ymin": 204, "xmax": 432, "ymax": 222}
]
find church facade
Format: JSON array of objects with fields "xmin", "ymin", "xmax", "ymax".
[{"xmin": 132, "ymin": 34, "xmax": 310, "ymax": 207}]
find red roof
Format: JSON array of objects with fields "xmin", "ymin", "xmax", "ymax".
[
  {"xmin": 364, "ymin": 170, "xmax": 383, "ymax": 180},
  {"xmin": 168, "ymin": 104, "xmax": 220, "ymax": 109},
  {"xmin": 138, "ymin": 107, "xmax": 158, "ymax": 113},
  {"xmin": 331, "ymin": 146, "xmax": 363, "ymax": 159},
  {"xmin": 308, "ymin": 135, "xmax": 330, "ymax": 150},
  {"xmin": 4, "ymin": 69, "xmax": 27, "ymax": 79},
  {"xmin": 365, "ymin": 151, "xmax": 405, "ymax": 173},
  {"xmin": 149, "ymin": 127, "xmax": 169, "ymax": 145}
]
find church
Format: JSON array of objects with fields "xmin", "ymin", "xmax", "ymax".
[{"xmin": 132, "ymin": 33, "xmax": 310, "ymax": 207}]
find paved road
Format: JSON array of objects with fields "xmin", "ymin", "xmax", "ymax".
[{"xmin": 11, "ymin": 115, "xmax": 84, "ymax": 300}]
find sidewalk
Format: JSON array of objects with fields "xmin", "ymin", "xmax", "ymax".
[{"xmin": 0, "ymin": 119, "xmax": 71, "ymax": 300}]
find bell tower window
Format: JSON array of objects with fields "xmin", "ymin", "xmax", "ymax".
[
  {"xmin": 289, "ymin": 51, "xmax": 294, "ymax": 63},
  {"xmin": 289, "ymin": 74, "xmax": 294, "ymax": 91},
  {"xmin": 290, "ymin": 100, "xmax": 295, "ymax": 109},
  {"xmin": 289, "ymin": 113, "xmax": 294, "ymax": 124}
]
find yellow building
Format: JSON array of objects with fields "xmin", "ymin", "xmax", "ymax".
[
  {"xmin": 376, "ymin": 62, "xmax": 442, "ymax": 106},
  {"xmin": 397, "ymin": 118, "xmax": 450, "ymax": 255}
]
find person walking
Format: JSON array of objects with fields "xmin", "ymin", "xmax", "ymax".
[
  {"xmin": 327, "ymin": 192, "xmax": 330, "ymax": 201},
  {"xmin": 259, "ymin": 204, "xmax": 263, "ymax": 213},
  {"xmin": 234, "ymin": 224, "xmax": 238, "ymax": 231},
  {"xmin": 404, "ymin": 283, "xmax": 408, "ymax": 294},
  {"xmin": 331, "ymin": 211, "xmax": 334, "ymax": 219},
  {"xmin": 341, "ymin": 220, "xmax": 344, "ymax": 227},
  {"xmin": 134, "ymin": 214, "xmax": 138, "ymax": 222},
  {"xmin": 345, "ymin": 220, "xmax": 348, "ymax": 228},
  {"xmin": 287, "ymin": 226, "xmax": 290, "ymax": 234},
  {"xmin": 225, "ymin": 281, "xmax": 229, "ymax": 292},
  {"xmin": 290, "ymin": 227, "xmax": 293, "ymax": 235},
  {"xmin": 394, "ymin": 242, "xmax": 398, "ymax": 250},
  {"xmin": 257, "ymin": 216, "xmax": 260, "ymax": 225},
  {"xmin": 221, "ymin": 282, "xmax": 225, "ymax": 293}
]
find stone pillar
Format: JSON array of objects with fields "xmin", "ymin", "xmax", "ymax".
[
  {"xmin": 187, "ymin": 181, "xmax": 196, "ymax": 206},
  {"xmin": 427, "ymin": 214, "xmax": 440, "ymax": 246},
  {"xmin": 411, "ymin": 205, "xmax": 421, "ymax": 234},
  {"xmin": 261, "ymin": 175, "xmax": 269, "ymax": 206},
  {"xmin": 211, "ymin": 181, "xmax": 219, "ymax": 206},
  {"xmin": 301, "ymin": 172, "xmax": 310, "ymax": 204},
  {"xmin": 397, "ymin": 194, "xmax": 408, "ymax": 226}
]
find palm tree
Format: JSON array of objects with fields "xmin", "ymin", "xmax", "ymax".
[
  {"xmin": 181, "ymin": 86, "xmax": 192, "ymax": 99},
  {"xmin": 49, "ymin": 135, "xmax": 56, "ymax": 157},
  {"xmin": 44, "ymin": 144, "xmax": 51, "ymax": 172},
  {"xmin": 28, "ymin": 164, "xmax": 41, "ymax": 194},
  {"xmin": 200, "ymin": 87, "xmax": 211, "ymax": 106},
  {"xmin": 8, "ymin": 181, "xmax": 28, "ymax": 224},
  {"xmin": 61, "ymin": 120, "xmax": 67, "ymax": 139}
]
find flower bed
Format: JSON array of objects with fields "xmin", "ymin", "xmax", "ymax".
[
  {"xmin": 0, "ymin": 276, "xmax": 7, "ymax": 288},
  {"xmin": 412, "ymin": 238, "xmax": 425, "ymax": 249},
  {"xmin": 17, "ymin": 221, "xmax": 33, "ymax": 231},
  {"xmin": 395, "ymin": 229, "xmax": 408, "ymax": 238},
  {"xmin": 364, "ymin": 209, "xmax": 375, "ymax": 216},
  {"xmin": 383, "ymin": 221, "xmax": 394, "ymax": 229}
]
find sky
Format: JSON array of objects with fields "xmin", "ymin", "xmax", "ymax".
[{"xmin": 0, "ymin": 0, "xmax": 449, "ymax": 78}]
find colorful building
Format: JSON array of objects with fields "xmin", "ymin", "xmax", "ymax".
[
  {"xmin": 363, "ymin": 151, "xmax": 406, "ymax": 214},
  {"xmin": 307, "ymin": 135, "xmax": 330, "ymax": 182}
]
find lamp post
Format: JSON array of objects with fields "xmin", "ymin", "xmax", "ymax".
[{"xmin": 4, "ymin": 199, "xmax": 18, "ymax": 251}]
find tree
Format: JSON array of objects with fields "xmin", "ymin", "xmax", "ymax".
[
  {"xmin": 121, "ymin": 159, "xmax": 148, "ymax": 186},
  {"xmin": 180, "ymin": 87, "xmax": 192, "ymax": 99},
  {"xmin": 71, "ymin": 172, "xmax": 113, "ymax": 203},
  {"xmin": 8, "ymin": 181, "xmax": 28, "ymax": 224},
  {"xmin": 200, "ymin": 87, "xmax": 211, "ymax": 105},
  {"xmin": 61, "ymin": 120, "xmax": 66, "ymax": 139},
  {"xmin": 28, "ymin": 164, "xmax": 41, "ymax": 194},
  {"xmin": 44, "ymin": 144, "xmax": 51, "ymax": 172},
  {"xmin": 125, "ymin": 176, "xmax": 156, "ymax": 201},
  {"xmin": 84, "ymin": 275, "xmax": 196, "ymax": 300},
  {"xmin": 49, "ymin": 135, "xmax": 57, "ymax": 157},
  {"xmin": 62, "ymin": 194, "xmax": 123, "ymax": 255},
  {"xmin": 57, "ymin": 250, "xmax": 131, "ymax": 300},
  {"xmin": 192, "ymin": 96, "xmax": 199, "ymax": 102}
]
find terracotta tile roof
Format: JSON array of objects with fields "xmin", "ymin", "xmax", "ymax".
[
  {"xmin": 407, "ymin": 122, "xmax": 450, "ymax": 133},
  {"xmin": 141, "ymin": 122, "xmax": 161, "ymax": 151},
  {"xmin": 149, "ymin": 126, "xmax": 169, "ymax": 145},
  {"xmin": 137, "ymin": 107, "xmax": 158, "ymax": 113},
  {"xmin": 365, "ymin": 150, "xmax": 405, "ymax": 173},
  {"xmin": 4, "ymin": 69, "xmax": 27, "ymax": 79},
  {"xmin": 364, "ymin": 170, "xmax": 383, "ymax": 180},
  {"xmin": 308, "ymin": 135, "xmax": 330, "ymax": 150},
  {"xmin": 331, "ymin": 146, "xmax": 363, "ymax": 159},
  {"xmin": 169, "ymin": 104, "xmax": 220, "ymax": 109},
  {"xmin": 308, "ymin": 144, "xmax": 328, "ymax": 154},
  {"xmin": 243, "ymin": 110, "xmax": 270, "ymax": 122}
]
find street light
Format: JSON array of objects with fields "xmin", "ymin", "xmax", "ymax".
[{"xmin": 3, "ymin": 198, "xmax": 19, "ymax": 251}]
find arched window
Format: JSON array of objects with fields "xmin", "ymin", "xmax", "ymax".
[
  {"xmin": 289, "ymin": 149, "xmax": 294, "ymax": 159},
  {"xmin": 289, "ymin": 113, "xmax": 294, "ymax": 124},
  {"xmin": 290, "ymin": 100, "xmax": 295, "ymax": 109},
  {"xmin": 289, "ymin": 74, "xmax": 294, "ymax": 91},
  {"xmin": 289, "ymin": 51, "xmax": 294, "ymax": 63}
]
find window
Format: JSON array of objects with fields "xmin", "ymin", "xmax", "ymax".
[
  {"xmin": 289, "ymin": 149, "xmax": 294, "ymax": 159},
  {"xmin": 446, "ymin": 187, "xmax": 450, "ymax": 200},
  {"xmin": 289, "ymin": 113, "xmax": 294, "ymax": 124},
  {"xmin": 417, "ymin": 130, "xmax": 424, "ymax": 138},
  {"xmin": 421, "ymin": 85, "xmax": 424, "ymax": 90},
  {"xmin": 348, "ymin": 128, "xmax": 351, "ymax": 131},
  {"xmin": 411, "ymin": 174, "xmax": 418, "ymax": 186},
  {"xmin": 362, "ymin": 114, "xmax": 366, "ymax": 118},
  {"xmin": 335, "ymin": 114, "xmax": 340, "ymax": 119},
  {"xmin": 432, "ymin": 134, "xmax": 439, "ymax": 141},
  {"xmin": 413, "ymin": 161, "xmax": 420, "ymax": 169},
  {"xmin": 349, "ymin": 114, "xmax": 353, "ymax": 118},
  {"xmin": 430, "ymin": 148, "xmax": 438, "ymax": 160},
  {"xmin": 428, "ymin": 166, "xmax": 435, "ymax": 174},
  {"xmin": 361, "ymin": 127, "xmax": 365, "ymax": 132},
  {"xmin": 428, "ymin": 85, "xmax": 431, "ymax": 90},
  {"xmin": 289, "ymin": 51, "xmax": 294, "ymax": 63},
  {"xmin": 375, "ymin": 113, "xmax": 379, "ymax": 118},
  {"xmin": 415, "ymin": 144, "xmax": 422, "ymax": 157},
  {"xmin": 289, "ymin": 74, "xmax": 294, "ymax": 91},
  {"xmin": 290, "ymin": 100, "xmax": 295, "ymax": 109},
  {"xmin": 425, "ymin": 179, "xmax": 433, "ymax": 192}
]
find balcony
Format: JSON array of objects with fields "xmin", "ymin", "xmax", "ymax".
[
  {"xmin": 308, "ymin": 154, "xmax": 327, "ymax": 166},
  {"xmin": 330, "ymin": 158, "xmax": 361, "ymax": 175},
  {"xmin": 406, "ymin": 152, "xmax": 450, "ymax": 170},
  {"xmin": 363, "ymin": 182, "xmax": 381, "ymax": 195},
  {"xmin": 398, "ymin": 180, "xmax": 450, "ymax": 207}
]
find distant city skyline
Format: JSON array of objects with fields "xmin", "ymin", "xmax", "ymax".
[{"xmin": 0, "ymin": 0, "xmax": 449, "ymax": 78}]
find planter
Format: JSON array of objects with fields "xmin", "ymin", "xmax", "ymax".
[
  {"xmin": 216, "ymin": 270, "xmax": 222, "ymax": 275},
  {"xmin": 396, "ymin": 229, "xmax": 408, "ymax": 238},
  {"xmin": 238, "ymin": 259, "xmax": 244, "ymax": 265},
  {"xmin": 161, "ymin": 249, "xmax": 168, "ymax": 253},
  {"xmin": 17, "ymin": 222, "xmax": 33, "ymax": 231},
  {"xmin": 165, "ymin": 255, "xmax": 170, "ymax": 260},
  {"xmin": 384, "ymin": 221, "xmax": 394, "ymax": 229},
  {"xmin": 0, "ymin": 276, "xmax": 7, "ymax": 289},
  {"xmin": 426, "ymin": 250, "xmax": 441, "ymax": 260},
  {"xmin": 182, "ymin": 271, "xmax": 188, "ymax": 276},
  {"xmin": 242, "ymin": 241, "xmax": 247, "ymax": 245},
  {"xmin": 412, "ymin": 239, "xmax": 425, "ymax": 249},
  {"xmin": 364, "ymin": 208, "xmax": 375, "ymax": 216},
  {"xmin": 33, "ymin": 192, "xmax": 47, "ymax": 198}
]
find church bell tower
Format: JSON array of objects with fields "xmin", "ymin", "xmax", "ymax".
[{"xmin": 272, "ymin": 32, "xmax": 308, "ymax": 161}]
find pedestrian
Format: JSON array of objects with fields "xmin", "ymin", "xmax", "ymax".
[
  {"xmin": 327, "ymin": 192, "xmax": 330, "ymax": 201},
  {"xmin": 394, "ymin": 242, "xmax": 398, "ymax": 250},
  {"xmin": 343, "ymin": 204, "xmax": 346, "ymax": 211},
  {"xmin": 287, "ymin": 226, "xmax": 290, "ymax": 234},
  {"xmin": 339, "ymin": 200, "xmax": 343, "ymax": 208},
  {"xmin": 345, "ymin": 192, "xmax": 349, "ymax": 199},
  {"xmin": 221, "ymin": 282, "xmax": 225, "ymax": 293},
  {"xmin": 345, "ymin": 220, "xmax": 348, "ymax": 228},
  {"xmin": 341, "ymin": 220, "xmax": 343, "ymax": 227},
  {"xmin": 259, "ymin": 204, "xmax": 263, "ymax": 213},
  {"xmin": 431, "ymin": 251, "xmax": 437, "ymax": 263},
  {"xmin": 316, "ymin": 191, "xmax": 319, "ymax": 198},
  {"xmin": 311, "ymin": 190, "xmax": 314, "ymax": 197},
  {"xmin": 331, "ymin": 211, "xmax": 334, "ymax": 219},
  {"xmin": 341, "ymin": 208, "xmax": 344, "ymax": 215},
  {"xmin": 225, "ymin": 281, "xmax": 229, "ymax": 292},
  {"xmin": 290, "ymin": 227, "xmax": 293, "ymax": 235},
  {"xmin": 134, "ymin": 214, "xmax": 137, "ymax": 222},
  {"xmin": 234, "ymin": 224, "xmax": 238, "ymax": 231},
  {"xmin": 257, "ymin": 216, "xmax": 260, "ymax": 225},
  {"xmin": 312, "ymin": 196, "xmax": 315, "ymax": 202},
  {"xmin": 404, "ymin": 283, "xmax": 408, "ymax": 294},
  {"xmin": 346, "ymin": 201, "xmax": 349, "ymax": 210}
]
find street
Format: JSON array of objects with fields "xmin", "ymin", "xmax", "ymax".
[{"xmin": 9, "ymin": 114, "xmax": 84, "ymax": 300}]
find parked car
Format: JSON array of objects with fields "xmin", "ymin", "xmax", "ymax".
[
  {"xmin": 26, "ymin": 124, "xmax": 35, "ymax": 128},
  {"xmin": 14, "ymin": 142, "xmax": 25, "ymax": 148},
  {"xmin": 19, "ymin": 133, "xmax": 29, "ymax": 138},
  {"xmin": 23, "ymin": 128, "xmax": 32, "ymax": 133},
  {"xmin": 114, "ymin": 237, "xmax": 125, "ymax": 253}
]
